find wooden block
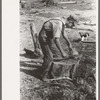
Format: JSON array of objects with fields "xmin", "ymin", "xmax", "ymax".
[{"xmin": 51, "ymin": 62, "xmax": 74, "ymax": 78}]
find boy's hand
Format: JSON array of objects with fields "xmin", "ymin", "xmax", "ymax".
[
  {"xmin": 72, "ymin": 48, "xmax": 79, "ymax": 56},
  {"xmin": 69, "ymin": 47, "xmax": 73, "ymax": 55},
  {"xmin": 69, "ymin": 47, "xmax": 78, "ymax": 56},
  {"xmin": 73, "ymin": 49, "xmax": 78, "ymax": 56}
]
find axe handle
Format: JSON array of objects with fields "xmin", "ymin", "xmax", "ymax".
[
  {"xmin": 30, "ymin": 23, "xmax": 40, "ymax": 50},
  {"xmin": 30, "ymin": 23, "xmax": 36, "ymax": 49},
  {"xmin": 53, "ymin": 56, "xmax": 75, "ymax": 61}
]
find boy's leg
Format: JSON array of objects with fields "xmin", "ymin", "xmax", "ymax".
[
  {"xmin": 40, "ymin": 43, "xmax": 53, "ymax": 80},
  {"xmin": 39, "ymin": 29, "xmax": 53, "ymax": 80}
]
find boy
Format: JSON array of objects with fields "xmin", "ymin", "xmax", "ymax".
[{"xmin": 39, "ymin": 15, "xmax": 77, "ymax": 81}]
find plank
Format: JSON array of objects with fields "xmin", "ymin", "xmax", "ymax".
[{"xmin": 58, "ymin": 1, "xmax": 77, "ymax": 4}]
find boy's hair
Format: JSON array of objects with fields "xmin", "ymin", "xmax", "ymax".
[{"xmin": 67, "ymin": 15, "xmax": 77, "ymax": 22}]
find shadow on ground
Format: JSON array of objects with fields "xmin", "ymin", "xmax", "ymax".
[
  {"xmin": 20, "ymin": 48, "xmax": 42, "ymax": 59},
  {"xmin": 20, "ymin": 60, "xmax": 43, "ymax": 80},
  {"xmin": 20, "ymin": 67, "xmax": 43, "ymax": 80}
]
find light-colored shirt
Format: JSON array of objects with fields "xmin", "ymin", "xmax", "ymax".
[
  {"xmin": 43, "ymin": 17, "xmax": 66, "ymax": 39},
  {"xmin": 50, "ymin": 19, "xmax": 63, "ymax": 38}
]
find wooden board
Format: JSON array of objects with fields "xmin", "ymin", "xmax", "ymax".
[{"xmin": 58, "ymin": 1, "xmax": 77, "ymax": 4}]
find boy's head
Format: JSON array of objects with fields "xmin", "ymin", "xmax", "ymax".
[{"xmin": 65, "ymin": 15, "xmax": 77, "ymax": 28}]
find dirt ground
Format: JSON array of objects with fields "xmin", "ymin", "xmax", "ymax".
[{"xmin": 20, "ymin": 0, "xmax": 96, "ymax": 100}]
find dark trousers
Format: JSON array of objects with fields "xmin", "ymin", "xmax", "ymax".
[{"xmin": 39, "ymin": 28, "xmax": 61, "ymax": 78}]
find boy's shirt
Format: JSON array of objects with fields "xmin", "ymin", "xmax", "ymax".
[{"xmin": 43, "ymin": 17, "xmax": 66, "ymax": 39}]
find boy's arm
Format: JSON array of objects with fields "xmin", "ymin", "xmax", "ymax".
[
  {"xmin": 54, "ymin": 38, "xmax": 68, "ymax": 58},
  {"xmin": 53, "ymin": 22, "xmax": 68, "ymax": 58},
  {"xmin": 62, "ymin": 30, "xmax": 73, "ymax": 52}
]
